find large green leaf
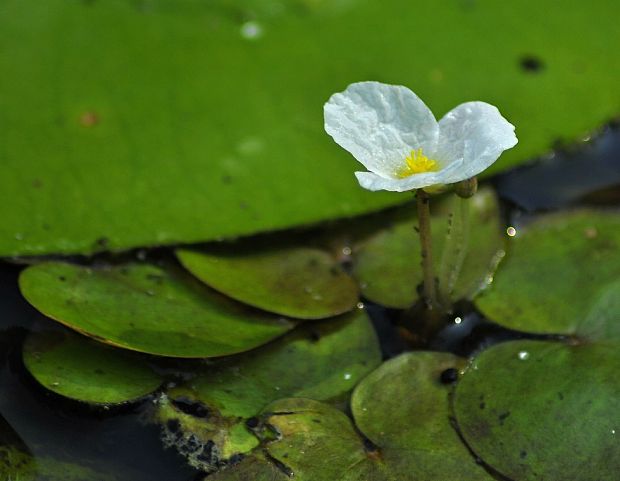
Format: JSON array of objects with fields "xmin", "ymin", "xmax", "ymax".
[
  {"xmin": 353, "ymin": 188, "xmax": 504, "ymax": 308},
  {"xmin": 176, "ymin": 240, "xmax": 359, "ymax": 319},
  {"xmin": 455, "ymin": 281, "xmax": 620, "ymax": 480},
  {"xmin": 210, "ymin": 352, "xmax": 494, "ymax": 480},
  {"xmin": 19, "ymin": 262, "xmax": 295, "ymax": 358},
  {"xmin": 155, "ymin": 311, "xmax": 380, "ymax": 471},
  {"xmin": 454, "ymin": 340, "xmax": 620, "ymax": 481},
  {"xmin": 475, "ymin": 210, "xmax": 620, "ymax": 334},
  {"xmin": 22, "ymin": 326, "xmax": 164, "ymax": 405},
  {"xmin": 2, "ymin": 0, "xmax": 620, "ymax": 256}
]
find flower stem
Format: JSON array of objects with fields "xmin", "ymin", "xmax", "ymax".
[
  {"xmin": 438, "ymin": 194, "xmax": 471, "ymax": 308},
  {"xmin": 416, "ymin": 189, "xmax": 437, "ymax": 309}
]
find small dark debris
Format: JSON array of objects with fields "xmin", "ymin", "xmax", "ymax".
[
  {"xmin": 439, "ymin": 367, "xmax": 459, "ymax": 384},
  {"xmin": 227, "ymin": 453, "xmax": 245, "ymax": 466},
  {"xmin": 479, "ymin": 402, "xmax": 486, "ymax": 410},
  {"xmin": 195, "ymin": 441, "xmax": 216, "ymax": 464},
  {"xmin": 520, "ymin": 450, "xmax": 528, "ymax": 459},
  {"xmin": 363, "ymin": 437, "xmax": 380, "ymax": 453},
  {"xmin": 311, "ymin": 419, "xmax": 321, "ymax": 424},
  {"xmin": 245, "ymin": 417, "xmax": 260, "ymax": 429},
  {"xmin": 95, "ymin": 237, "xmax": 110, "ymax": 249},
  {"xmin": 309, "ymin": 329, "xmax": 321, "ymax": 342},
  {"xmin": 498, "ymin": 411, "xmax": 511, "ymax": 425},
  {"xmin": 171, "ymin": 396, "xmax": 210, "ymax": 419},
  {"xmin": 58, "ymin": 276, "xmax": 66, "ymax": 282},
  {"xmin": 520, "ymin": 55, "xmax": 544, "ymax": 72},
  {"xmin": 166, "ymin": 419, "xmax": 181, "ymax": 434},
  {"xmin": 557, "ymin": 392, "xmax": 564, "ymax": 400},
  {"xmin": 182, "ymin": 434, "xmax": 202, "ymax": 453}
]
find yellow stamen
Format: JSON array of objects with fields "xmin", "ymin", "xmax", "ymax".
[{"xmin": 397, "ymin": 148, "xmax": 438, "ymax": 178}]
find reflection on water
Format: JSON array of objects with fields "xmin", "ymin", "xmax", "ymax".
[{"xmin": 495, "ymin": 124, "xmax": 620, "ymax": 212}]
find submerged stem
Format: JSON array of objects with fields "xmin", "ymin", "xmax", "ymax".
[{"xmin": 416, "ymin": 190, "xmax": 437, "ymax": 309}]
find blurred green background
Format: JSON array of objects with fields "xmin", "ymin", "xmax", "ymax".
[{"xmin": 1, "ymin": 0, "xmax": 619, "ymax": 256}]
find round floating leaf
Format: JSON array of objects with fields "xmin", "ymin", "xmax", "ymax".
[
  {"xmin": 354, "ymin": 188, "xmax": 504, "ymax": 308},
  {"xmin": 23, "ymin": 326, "xmax": 163, "ymax": 404},
  {"xmin": 211, "ymin": 352, "xmax": 494, "ymax": 480},
  {"xmin": 476, "ymin": 210, "xmax": 620, "ymax": 334},
  {"xmin": 176, "ymin": 241, "xmax": 358, "ymax": 319},
  {"xmin": 350, "ymin": 352, "xmax": 493, "ymax": 480},
  {"xmin": 156, "ymin": 311, "xmax": 380, "ymax": 471},
  {"xmin": 19, "ymin": 262, "xmax": 294, "ymax": 358},
  {"xmin": 454, "ymin": 340, "xmax": 620, "ymax": 481},
  {"xmin": 2, "ymin": 1, "xmax": 620, "ymax": 256}
]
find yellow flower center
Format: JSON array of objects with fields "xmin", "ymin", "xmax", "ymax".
[{"xmin": 397, "ymin": 148, "xmax": 438, "ymax": 178}]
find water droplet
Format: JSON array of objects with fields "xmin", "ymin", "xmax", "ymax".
[
  {"xmin": 611, "ymin": 429, "xmax": 616, "ymax": 435},
  {"xmin": 356, "ymin": 302, "xmax": 365, "ymax": 309},
  {"xmin": 518, "ymin": 351, "xmax": 530, "ymax": 360},
  {"xmin": 240, "ymin": 21, "xmax": 263, "ymax": 40},
  {"xmin": 454, "ymin": 316, "xmax": 462, "ymax": 324},
  {"xmin": 342, "ymin": 246, "xmax": 352, "ymax": 256},
  {"xmin": 51, "ymin": 381, "xmax": 60, "ymax": 387},
  {"xmin": 506, "ymin": 226, "xmax": 517, "ymax": 237},
  {"xmin": 14, "ymin": 233, "xmax": 23, "ymax": 240},
  {"xmin": 344, "ymin": 373, "xmax": 352, "ymax": 380}
]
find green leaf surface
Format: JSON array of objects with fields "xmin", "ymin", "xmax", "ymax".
[
  {"xmin": 19, "ymin": 262, "xmax": 294, "ymax": 358},
  {"xmin": 177, "ymin": 240, "xmax": 358, "ymax": 319},
  {"xmin": 155, "ymin": 311, "xmax": 380, "ymax": 471},
  {"xmin": 475, "ymin": 210, "xmax": 620, "ymax": 334},
  {"xmin": 22, "ymin": 326, "xmax": 163, "ymax": 405},
  {"xmin": 2, "ymin": 0, "xmax": 620, "ymax": 256},
  {"xmin": 353, "ymin": 188, "xmax": 504, "ymax": 308},
  {"xmin": 454, "ymin": 340, "xmax": 620, "ymax": 481},
  {"xmin": 211, "ymin": 352, "xmax": 494, "ymax": 480}
]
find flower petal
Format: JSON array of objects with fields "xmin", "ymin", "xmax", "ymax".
[
  {"xmin": 324, "ymin": 82, "xmax": 439, "ymax": 177},
  {"xmin": 355, "ymin": 159, "xmax": 464, "ymax": 192},
  {"xmin": 434, "ymin": 102, "xmax": 517, "ymax": 183}
]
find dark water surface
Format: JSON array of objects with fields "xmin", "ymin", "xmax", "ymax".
[{"xmin": 1, "ymin": 126, "xmax": 619, "ymax": 480}]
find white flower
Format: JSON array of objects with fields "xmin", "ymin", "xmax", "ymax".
[{"xmin": 324, "ymin": 81, "xmax": 518, "ymax": 192}]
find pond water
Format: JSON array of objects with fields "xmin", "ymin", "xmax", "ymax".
[{"xmin": 1, "ymin": 125, "xmax": 618, "ymax": 480}]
